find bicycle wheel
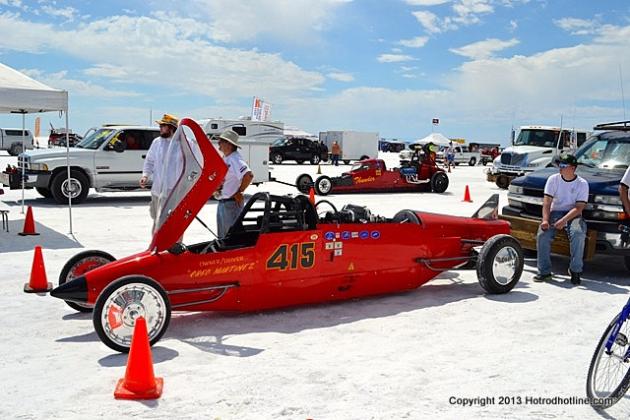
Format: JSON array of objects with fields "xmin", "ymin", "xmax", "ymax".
[{"xmin": 586, "ymin": 313, "xmax": 630, "ymax": 408}]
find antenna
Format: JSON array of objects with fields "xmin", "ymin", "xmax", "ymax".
[{"xmin": 619, "ymin": 64, "xmax": 626, "ymax": 120}]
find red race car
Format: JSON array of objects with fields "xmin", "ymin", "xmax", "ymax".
[
  {"xmin": 295, "ymin": 148, "xmax": 448, "ymax": 196},
  {"xmin": 43, "ymin": 119, "xmax": 523, "ymax": 352}
]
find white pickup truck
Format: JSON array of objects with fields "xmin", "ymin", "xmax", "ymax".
[{"xmin": 436, "ymin": 145, "xmax": 481, "ymax": 166}]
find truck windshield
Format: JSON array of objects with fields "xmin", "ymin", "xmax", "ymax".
[
  {"xmin": 576, "ymin": 137, "xmax": 630, "ymax": 170},
  {"xmin": 75, "ymin": 128, "xmax": 115, "ymax": 149},
  {"xmin": 513, "ymin": 129, "xmax": 559, "ymax": 147}
]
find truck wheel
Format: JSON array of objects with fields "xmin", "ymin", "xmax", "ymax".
[
  {"xmin": 9, "ymin": 143, "xmax": 23, "ymax": 156},
  {"xmin": 476, "ymin": 234, "xmax": 523, "ymax": 294},
  {"xmin": 430, "ymin": 172, "xmax": 449, "ymax": 193},
  {"xmin": 271, "ymin": 153, "xmax": 283, "ymax": 164},
  {"xmin": 469, "ymin": 157, "xmax": 477, "ymax": 166},
  {"xmin": 35, "ymin": 187, "xmax": 52, "ymax": 198},
  {"xmin": 51, "ymin": 169, "xmax": 89, "ymax": 204},
  {"xmin": 295, "ymin": 174, "xmax": 313, "ymax": 194},
  {"xmin": 310, "ymin": 155, "xmax": 321, "ymax": 165},
  {"xmin": 343, "ymin": 160, "xmax": 350, "ymax": 165},
  {"xmin": 482, "ymin": 159, "xmax": 488, "ymax": 166},
  {"xmin": 315, "ymin": 175, "xmax": 333, "ymax": 195},
  {"xmin": 59, "ymin": 250, "xmax": 116, "ymax": 312},
  {"xmin": 360, "ymin": 155, "xmax": 369, "ymax": 161},
  {"xmin": 495, "ymin": 175, "xmax": 510, "ymax": 189},
  {"xmin": 93, "ymin": 276, "xmax": 171, "ymax": 353}
]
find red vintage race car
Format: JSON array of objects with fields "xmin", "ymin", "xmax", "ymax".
[
  {"xmin": 42, "ymin": 119, "xmax": 523, "ymax": 353},
  {"xmin": 295, "ymin": 148, "xmax": 448, "ymax": 196}
]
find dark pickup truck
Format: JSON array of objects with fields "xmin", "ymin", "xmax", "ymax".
[{"xmin": 502, "ymin": 121, "xmax": 630, "ymax": 268}]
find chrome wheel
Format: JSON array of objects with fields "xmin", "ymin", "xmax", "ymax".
[
  {"xmin": 492, "ymin": 246, "xmax": 518, "ymax": 285},
  {"xmin": 318, "ymin": 178, "xmax": 331, "ymax": 194},
  {"xmin": 61, "ymin": 178, "xmax": 82, "ymax": 199}
]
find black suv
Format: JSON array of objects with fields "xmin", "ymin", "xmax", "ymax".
[{"xmin": 269, "ymin": 137, "xmax": 328, "ymax": 165}]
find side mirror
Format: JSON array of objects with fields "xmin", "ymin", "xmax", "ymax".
[{"xmin": 111, "ymin": 140, "xmax": 125, "ymax": 153}]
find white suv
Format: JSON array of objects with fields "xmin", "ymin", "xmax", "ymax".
[{"xmin": 1, "ymin": 125, "xmax": 159, "ymax": 204}]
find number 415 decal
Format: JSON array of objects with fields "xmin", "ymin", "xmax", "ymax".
[{"xmin": 266, "ymin": 242, "xmax": 315, "ymax": 271}]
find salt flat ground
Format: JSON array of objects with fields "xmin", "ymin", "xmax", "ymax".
[{"xmin": 0, "ymin": 152, "xmax": 628, "ymax": 420}]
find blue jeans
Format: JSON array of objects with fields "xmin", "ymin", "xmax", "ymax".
[
  {"xmin": 536, "ymin": 210, "xmax": 587, "ymax": 275},
  {"xmin": 331, "ymin": 154, "xmax": 339, "ymax": 166},
  {"xmin": 217, "ymin": 200, "xmax": 243, "ymax": 238}
]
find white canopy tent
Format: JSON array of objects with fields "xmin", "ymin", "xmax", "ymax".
[
  {"xmin": 0, "ymin": 62, "xmax": 74, "ymax": 234},
  {"xmin": 412, "ymin": 132, "xmax": 452, "ymax": 147},
  {"xmin": 284, "ymin": 125, "xmax": 318, "ymax": 140}
]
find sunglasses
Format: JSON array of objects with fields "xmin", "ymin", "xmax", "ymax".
[{"xmin": 558, "ymin": 163, "xmax": 570, "ymax": 169}]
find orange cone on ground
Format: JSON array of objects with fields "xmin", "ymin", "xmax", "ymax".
[
  {"xmin": 309, "ymin": 187, "xmax": 315, "ymax": 205},
  {"xmin": 23, "ymin": 245, "xmax": 52, "ymax": 293},
  {"xmin": 19, "ymin": 206, "xmax": 39, "ymax": 236},
  {"xmin": 462, "ymin": 185, "xmax": 473, "ymax": 202},
  {"xmin": 114, "ymin": 317, "xmax": 163, "ymax": 400}
]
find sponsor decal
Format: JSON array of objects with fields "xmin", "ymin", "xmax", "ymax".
[
  {"xmin": 342, "ymin": 231, "xmax": 351, "ymax": 240},
  {"xmin": 353, "ymin": 176, "xmax": 376, "ymax": 184},
  {"xmin": 325, "ymin": 231, "xmax": 335, "ymax": 241},
  {"xmin": 334, "ymin": 249, "xmax": 343, "ymax": 256},
  {"xmin": 334, "ymin": 242, "xmax": 343, "ymax": 249},
  {"xmin": 359, "ymin": 231, "xmax": 369, "ymax": 239},
  {"xmin": 310, "ymin": 234, "xmax": 319, "ymax": 241},
  {"xmin": 325, "ymin": 242, "xmax": 334, "ymax": 250},
  {"xmin": 371, "ymin": 230, "xmax": 381, "ymax": 239},
  {"xmin": 351, "ymin": 232, "xmax": 359, "ymax": 238}
]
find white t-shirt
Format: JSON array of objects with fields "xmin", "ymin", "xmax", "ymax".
[
  {"xmin": 621, "ymin": 166, "xmax": 630, "ymax": 198},
  {"xmin": 544, "ymin": 173, "xmax": 589, "ymax": 212},
  {"xmin": 219, "ymin": 151, "xmax": 251, "ymax": 200},
  {"xmin": 142, "ymin": 136, "xmax": 179, "ymax": 196}
]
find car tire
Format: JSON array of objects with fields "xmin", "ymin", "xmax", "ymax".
[
  {"xmin": 343, "ymin": 160, "xmax": 350, "ymax": 165},
  {"xmin": 430, "ymin": 171, "xmax": 449, "ymax": 193},
  {"xmin": 482, "ymin": 159, "xmax": 488, "ymax": 166},
  {"xmin": 271, "ymin": 153, "xmax": 283, "ymax": 164},
  {"xmin": 315, "ymin": 175, "xmax": 333, "ymax": 196},
  {"xmin": 469, "ymin": 157, "xmax": 477, "ymax": 166},
  {"xmin": 360, "ymin": 155, "xmax": 369, "ymax": 161},
  {"xmin": 495, "ymin": 175, "xmax": 510, "ymax": 189},
  {"xmin": 310, "ymin": 155, "xmax": 321, "ymax": 165},
  {"xmin": 9, "ymin": 143, "xmax": 23, "ymax": 156},
  {"xmin": 295, "ymin": 174, "xmax": 314, "ymax": 194},
  {"xmin": 51, "ymin": 169, "xmax": 89, "ymax": 204},
  {"xmin": 296, "ymin": 160, "xmax": 304, "ymax": 164},
  {"xmin": 35, "ymin": 187, "xmax": 53, "ymax": 198},
  {"xmin": 59, "ymin": 250, "xmax": 116, "ymax": 312},
  {"xmin": 93, "ymin": 276, "xmax": 171, "ymax": 353},
  {"xmin": 476, "ymin": 234, "xmax": 523, "ymax": 294}
]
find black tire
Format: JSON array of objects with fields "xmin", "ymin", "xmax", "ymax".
[
  {"xmin": 9, "ymin": 143, "xmax": 23, "ymax": 156},
  {"xmin": 343, "ymin": 160, "xmax": 350, "ymax": 165},
  {"xmin": 624, "ymin": 256, "xmax": 630, "ymax": 272},
  {"xmin": 271, "ymin": 153, "xmax": 283, "ymax": 164},
  {"xmin": 586, "ymin": 313, "xmax": 630, "ymax": 408},
  {"xmin": 296, "ymin": 160, "xmax": 304, "ymax": 164},
  {"xmin": 495, "ymin": 175, "xmax": 510, "ymax": 189},
  {"xmin": 482, "ymin": 159, "xmax": 488, "ymax": 166},
  {"xmin": 360, "ymin": 155, "xmax": 369, "ymax": 161},
  {"xmin": 93, "ymin": 276, "xmax": 171, "ymax": 353},
  {"xmin": 35, "ymin": 187, "xmax": 53, "ymax": 198},
  {"xmin": 469, "ymin": 157, "xmax": 477, "ymax": 166},
  {"xmin": 430, "ymin": 171, "xmax": 449, "ymax": 193},
  {"xmin": 50, "ymin": 169, "xmax": 89, "ymax": 204},
  {"xmin": 295, "ymin": 173, "xmax": 314, "ymax": 194},
  {"xmin": 476, "ymin": 234, "xmax": 523, "ymax": 294},
  {"xmin": 59, "ymin": 250, "xmax": 116, "ymax": 312},
  {"xmin": 310, "ymin": 154, "xmax": 321, "ymax": 165},
  {"xmin": 315, "ymin": 175, "xmax": 333, "ymax": 196}
]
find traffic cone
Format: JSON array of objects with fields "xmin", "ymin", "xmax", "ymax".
[
  {"xmin": 309, "ymin": 187, "xmax": 315, "ymax": 205},
  {"xmin": 462, "ymin": 185, "xmax": 473, "ymax": 203},
  {"xmin": 316, "ymin": 164, "xmax": 322, "ymax": 174},
  {"xmin": 23, "ymin": 246, "xmax": 52, "ymax": 293},
  {"xmin": 114, "ymin": 317, "xmax": 163, "ymax": 400},
  {"xmin": 19, "ymin": 206, "xmax": 39, "ymax": 236}
]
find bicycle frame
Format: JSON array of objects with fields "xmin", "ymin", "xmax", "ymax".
[{"xmin": 605, "ymin": 297, "xmax": 630, "ymax": 359}]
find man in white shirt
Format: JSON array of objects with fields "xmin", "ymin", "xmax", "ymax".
[
  {"xmin": 139, "ymin": 113, "xmax": 179, "ymax": 233},
  {"xmin": 619, "ymin": 166, "xmax": 630, "ymax": 215},
  {"xmin": 535, "ymin": 154, "xmax": 589, "ymax": 285},
  {"xmin": 216, "ymin": 130, "xmax": 254, "ymax": 238}
]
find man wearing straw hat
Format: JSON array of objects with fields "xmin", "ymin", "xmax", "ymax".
[
  {"xmin": 139, "ymin": 113, "xmax": 179, "ymax": 232},
  {"xmin": 216, "ymin": 129, "xmax": 254, "ymax": 238}
]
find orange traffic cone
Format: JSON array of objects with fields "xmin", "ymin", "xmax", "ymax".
[
  {"xmin": 462, "ymin": 185, "xmax": 473, "ymax": 203},
  {"xmin": 19, "ymin": 206, "xmax": 39, "ymax": 236},
  {"xmin": 316, "ymin": 164, "xmax": 322, "ymax": 175},
  {"xmin": 309, "ymin": 187, "xmax": 315, "ymax": 205},
  {"xmin": 114, "ymin": 317, "xmax": 163, "ymax": 400},
  {"xmin": 23, "ymin": 245, "xmax": 52, "ymax": 293}
]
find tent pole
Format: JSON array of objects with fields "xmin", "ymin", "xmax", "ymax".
[
  {"xmin": 21, "ymin": 113, "xmax": 25, "ymax": 214},
  {"xmin": 66, "ymin": 110, "xmax": 73, "ymax": 235}
]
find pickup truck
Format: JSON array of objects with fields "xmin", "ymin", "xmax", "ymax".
[
  {"xmin": 436, "ymin": 145, "xmax": 481, "ymax": 166},
  {"xmin": 1, "ymin": 125, "xmax": 159, "ymax": 204},
  {"xmin": 502, "ymin": 122, "xmax": 630, "ymax": 268}
]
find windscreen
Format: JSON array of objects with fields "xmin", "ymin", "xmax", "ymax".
[
  {"xmin": 75, "ymin": 128, "xmax": 114, "ymax": 149},
  {"xmin": 514, "ymin": 129, "xmax": 559, "ymax": 147},
  {"xmin": 576, "ymin": 136, "xmax": 630, "ymax": 170}
]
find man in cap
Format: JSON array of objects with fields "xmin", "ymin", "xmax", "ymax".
[
  {"xmin": 534, "ymin": 154, "xmax": 589, "ymax": 285},
  {"xmin": 216, "ymin": 129, "xmax": 254, "ymax": 238},
  {"xmin": 139, "ymin": 113, "xmax": 179, "ymax": 232}
]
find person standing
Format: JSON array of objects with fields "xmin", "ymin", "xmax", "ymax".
[
  {"xmin": 139, "ymin": 113, "xmax": 179, "ymax": 233},
  {"xmin": 619, "ymin": 165, "xmax": 630, "ymax": 215},
  {"xmin": 216, "ymin": 130, "xmax": 254, "ymax": 238},
  {"xmin": 331, "ymin": 141, "xmax": 341, "ymax": 166},
  {"xmin": 534, "ymin": 154, "xmax": 589, "ymax": 285}
]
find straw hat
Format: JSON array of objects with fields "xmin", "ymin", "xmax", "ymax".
[
  {"xmin": 218, "ymin": 129, "xmax": 241, "ymax": 149},
  {"xmin": 155, "ymin": 113, "xmax": 179, "ymax": 129}
]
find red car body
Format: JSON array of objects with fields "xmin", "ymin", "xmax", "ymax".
[{"xmin": 45, "ymin": 119, "xmax": 522, "ymax": 352}]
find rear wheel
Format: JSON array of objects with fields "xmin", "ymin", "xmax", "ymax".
[
  {"xmin": 9, "ymin": 143, "xmax": 23, "ymax": 156},
  {"xmin": 476, "ymin": 234, "xmax": 523, "ymax": 294},
  {"xmin": 469, "ymin": 157, "xmax": 477, "ymax": 166},
  {"xmin": 430, "ymin": 171, "xmax": 449, "ymax": 193},
  {"xmin": 271, "ymin": 153, "xmax": 283, "ymax": 164},
  {"xmin": 495, "ymin": 174, "xmax": 510, "ymax": 189},
  {"xmin": 51, "ymin": 169, "xmax": 89, "ymax": 204},
  {"xmin": 295, "ymin": 174, "xmax": 313, "ymax": 194},
  {"xmin": 59, "ymin": 250, "xmax": 116, "ymax": 312},
  {"xmin": 315, "ymin": 175, "xmax": 333, "ymax": 196},
  {"xmin": 36, "ymin": 187, "xmax": 52, "ymax": 198},
  {"xmin": 343, "ymin": 160, "xmax": 350, "ymax": 165},
  {"xmin": 310, "ymin": 154, "xmax": 321, "ymax": 165},
  {"xmin": 93, "ymin": 276, "xmax": 171, "ymax": 353}
]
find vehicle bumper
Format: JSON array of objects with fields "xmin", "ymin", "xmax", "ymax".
[{"xmin": 0, "ymin": 170, "xmax": 51, "ymax": 189}]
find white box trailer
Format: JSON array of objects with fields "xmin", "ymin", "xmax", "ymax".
[
  {"xmin": 319, "ymin": 130, "xmax": 379, "ymax": 164},
  {"xmin": 199, "ymin": 118, "xmax": 284, "ymax": 184}
]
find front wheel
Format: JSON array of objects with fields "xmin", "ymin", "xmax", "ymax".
[
  {"xmin": 476, "ymin": 234, "xmax": 523, "ymax": 294},
  {"xmin": 295, "ymin": 173, "xmax": 313, "ymax": 194},
  {"xmin": 315, "ymin": 175, "xmax": 333, "ymax": 196},
  {"xmin": 50, "ymin": 169, "xmax": 89, "ymax": 204},
  {"xmin": 430, "ymin": 171, "xmax": 449, "ymax": 193},
  {"xmin": 59, "ymin": 250, "xmax": 116, "ymax": 312},
  {"xmin": 586, "ymin": 313, "xmax": 630, "ymax": 408},
  {"xmin": 310, "ymin": 154, "xmax": 321, "ymax": 165},
  {"xmin": 469, "ymin": 157, "xmax": 477, "ymax": 166},
  {"xmin": 93, "ymin": 276, "xmax": 171, "ymax": 353},
  {"xmin": 271, "ymin": 153, "xmax": 283, "ymax": 164},
  {"xmin": 495, "ymin": 174, "xmax": 510, "ymax": 189}
]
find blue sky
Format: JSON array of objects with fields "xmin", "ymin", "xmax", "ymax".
[{"xmin": 1, "ymin": 0, "xmax": 630, "ymax": 145}]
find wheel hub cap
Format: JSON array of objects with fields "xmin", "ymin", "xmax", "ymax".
[{"xmin": 492, "ymin": 246, "xmax": 518, "ymax": 285}]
